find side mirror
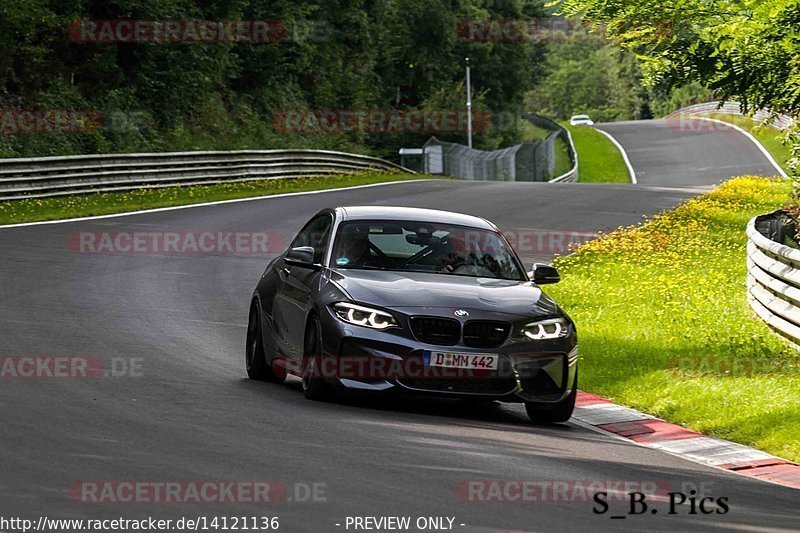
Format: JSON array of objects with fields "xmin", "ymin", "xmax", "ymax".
[
  {"xmin": 531, "ymin": 263, "xmax": 560, "ymax": 284},
  {"xmin": 285, "ymin": 246, "xmax": 317, "ymax": 268}
]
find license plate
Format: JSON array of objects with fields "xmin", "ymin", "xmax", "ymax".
[{"xmin": 423, "ymin": 350, "xmax": 499, "ymax": 370}]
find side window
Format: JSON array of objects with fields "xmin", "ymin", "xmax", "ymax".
[{"xmin": 289, "ymin": 214, "xmax": 333, "ymax": 263}]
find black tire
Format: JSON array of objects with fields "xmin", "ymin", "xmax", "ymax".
[
  {"xmin": 301, "ymin": 317, "xmax": 333, "ymax": 401},
  {"xmin": 245, "ymin": 300, "xmax": 280, "ymax": 382},
  {"xmin": 524, "ymin": 371, "xmax": 577, "ymax": 424}
]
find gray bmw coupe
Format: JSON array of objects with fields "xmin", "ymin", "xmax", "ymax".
[{"xmin": 246, "ymin": 206, "xmax": 578, "ymax": 423}]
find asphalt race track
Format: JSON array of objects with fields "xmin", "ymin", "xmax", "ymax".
[
  {"xmin": 2, "ymin": 120, "xmax": 798, "ymax": 532},
  {"xmin": 596, "ymin": 117, "xmax": 779, "ymax": 185}
]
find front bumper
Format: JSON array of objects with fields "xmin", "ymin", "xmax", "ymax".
[{"xmin": 317, "ymin": 305, "xmax": 578, "ymax": 403}]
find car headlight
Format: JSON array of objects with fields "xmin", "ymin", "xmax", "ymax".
[
  {"xmin": 522, "ymin": 318, "xmax": 569, "ymax": 340},
  {"xmin": 332, "ymin": 302, "xmax": 398, "ymax": 330}
]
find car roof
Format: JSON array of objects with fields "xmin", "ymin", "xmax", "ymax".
[
  {"xmin": 571, "ymin": 114, "xmax": 590, "ymax": 119},
  {"xmin": 335, "ymin": 206, "xmax": 496, "ymax": 230}
]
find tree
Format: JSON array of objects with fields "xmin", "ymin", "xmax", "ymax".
[
  {"xmin": 0, "ymin": 0, "xmax": 550, "ymax": 157},
  {"xmin": 555, "ymin": 0, "xmax": 800, "ymax": 171},
  {"xmin": 524, "ymin": 35, "xmax": 646, "ymax": 122}
]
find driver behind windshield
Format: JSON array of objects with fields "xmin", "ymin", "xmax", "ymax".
[
  {"xmin": 436, "ymin": 230, "xmax": 506, "ymax": 277},
  {"xmin": 333, "ymin": 227, "xmax": 375, "ymax": 268},
  {"xmin": 437, "ymin": 233, "xmax": 468, "ymax": 273}
]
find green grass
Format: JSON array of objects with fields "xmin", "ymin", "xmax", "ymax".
[
  {"xmin": 520, "ymin": 120, "xmax": 554, "ymax": 142},
  {"xmin": 562, "ymin": 123, "xmax": 631, "ymax": 183},
  {"xmin": 0, "ymin": 172, "xmax": 430, "ymax": 225},
  {"xmin": 553, "ymin": 138, "xmax": 572, "ymax": 177},
  {"xmin": 702, "ymin": 113, "xmax": 791, "ymax": 175},
  {"xmin": 547, "ymin": 176, "xmax": 800, "ymax": 461},
  {"xmin": 521, "ymin": 121, "xmax": 572, "ymax": 179}
]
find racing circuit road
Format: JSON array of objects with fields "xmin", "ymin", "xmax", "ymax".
[
  {"xmin": 595, "ymin": 117, "xmax": 780, "ymax": 185},
  {"xmin": 1, "ymin": 117, "xmax": 798, "ymax": 532}
]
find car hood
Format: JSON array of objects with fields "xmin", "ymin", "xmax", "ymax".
[{"xmin": 329, "ymin": 269, "xmax": 558, "ymax": 318}]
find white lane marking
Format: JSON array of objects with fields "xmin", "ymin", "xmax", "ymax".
[
  {"xmin": 0, "ymin": 179, "xmax": 437, "ymax": 230},
  {"xmin": 185, "ymin": 319, "xmax": 247, "ymax": 327},
  {"xmin": 594, "ymin": 127, "xmax": 638, "ymax": 183},
  {"xmin": 649, "ymin": 437, "xmax": 775, "ymax": 466},
  {"xmin": 688, "ymin": 116, "xmax": 788, "ymax": 178},
  {"xmin": 624, "ymin": 185, "xmax": 713, "ymax": 193}
]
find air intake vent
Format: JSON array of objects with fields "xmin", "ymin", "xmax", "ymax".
[
  {"xmin": 463, "ymin": 321, "xmax": 510, "ymax": 348},
  {"xmin": 410, "ymin": 317, "xmax": 461, "ymax": 345}
]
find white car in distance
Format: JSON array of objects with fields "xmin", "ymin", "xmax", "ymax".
[{"xmin": 569, "ymin": 114, "xmax": 594, "ymax": 126}]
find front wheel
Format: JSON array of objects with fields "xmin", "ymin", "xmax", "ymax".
[
  {"xmin": 301, "ymin": 317, "xmax": 333, "ymax": 401},
  {"xmin": 245, "ymin": 300, "xmax": 281, "ymax": 382},
  {"xmin": 524, "ymin": 371, "xmax": 577, "ymax": 424}
]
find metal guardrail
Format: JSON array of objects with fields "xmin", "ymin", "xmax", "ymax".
[
  {"xmin": 747, "ymin": 212, "xmax": 800, "ymax": 344},
  {"xmin": 668, "ymin": 101, "xmax": 794, "ymax": 130},
  {"xmin": 0, "ymin": 149, "xmax": 410, "ymax": 201},
  {"xmin": 524, "ymin": 115, "xmax": 579, "ymax": 183}
]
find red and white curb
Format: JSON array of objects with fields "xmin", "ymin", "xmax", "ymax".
[{"xmin": 573, "ymin": 391, "xmax": 800, "ymax": 490}]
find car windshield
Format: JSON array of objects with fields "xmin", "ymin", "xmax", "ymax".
[{"xmin": 330, "ymin": 220, "xmax": 526, "ymax": 281}]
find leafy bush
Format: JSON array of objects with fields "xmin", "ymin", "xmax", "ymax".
[{"xmin": 0, "ymin": 1, "xmax": 548, "ymax": 159}]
